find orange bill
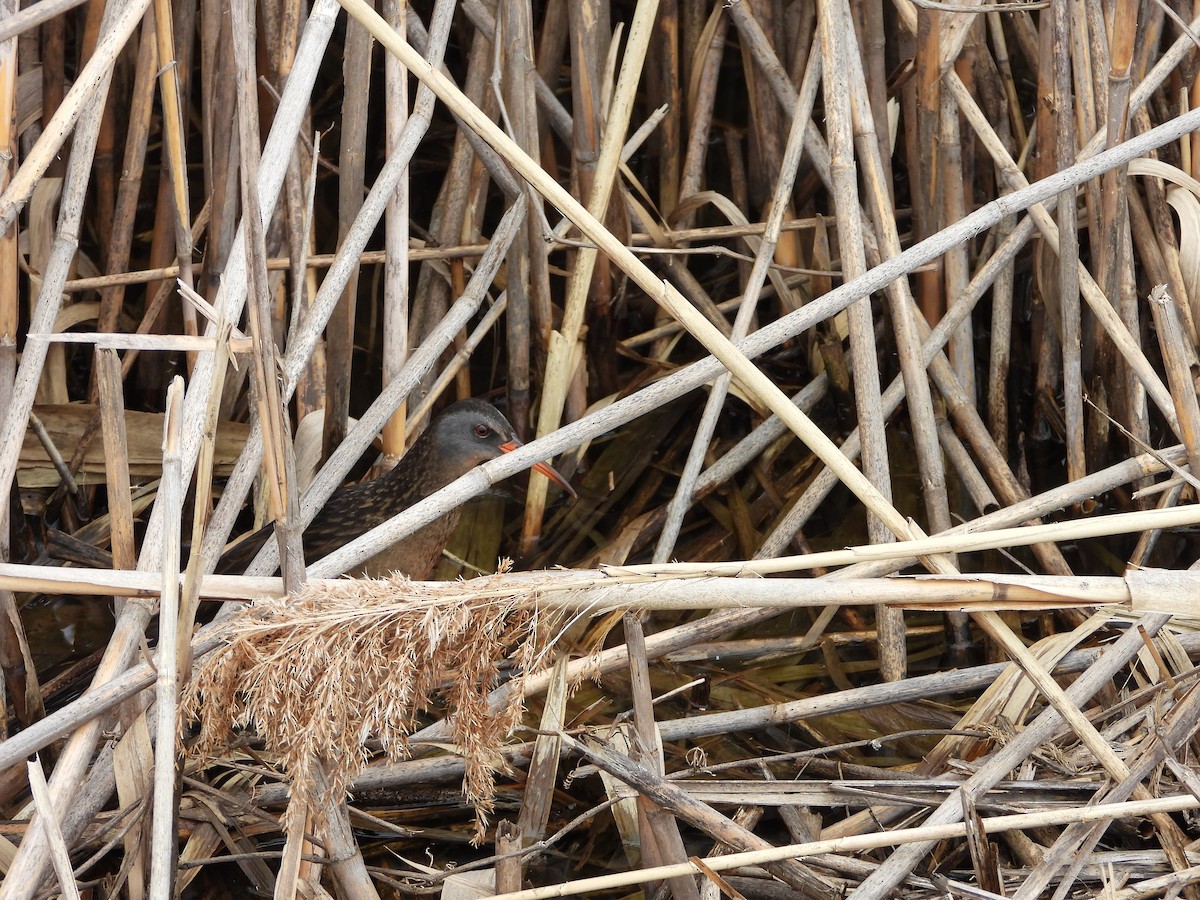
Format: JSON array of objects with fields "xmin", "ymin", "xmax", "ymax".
[{"xmin": 499, "ymin": 440, "xmax": 578, "ymax": 498}]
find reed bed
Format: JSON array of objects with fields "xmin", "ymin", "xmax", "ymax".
[{"xmin": 4, "ymin": 0, "xmax": 1200, "ymax": 897}]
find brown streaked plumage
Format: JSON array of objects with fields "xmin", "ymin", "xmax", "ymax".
[{"xmin": 217, "ymin": 399, "xmax": 574, "ymax": 578}]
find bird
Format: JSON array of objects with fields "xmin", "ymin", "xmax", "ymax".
[{"xmin": 217, "ymin": 398, "xmax": 575, "ymax": 579}]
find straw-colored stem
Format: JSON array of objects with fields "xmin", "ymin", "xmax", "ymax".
[
  {"xmin": 819, "ymin": 0, "xmax": 903, "ymax": 679},
  {"xmin": 92, "ymin": 11, "xmax": 157, "ymax": 345},
  {"xmin": 152, "ymin": 0, "xmax": 194, "ymax": 296},
  {"xmin": 492, "ymin": 788, "xmax": 1195, "ymax": 900},
  {"xmin": 380, "ymin": 0, "xmax": 409, "ymax": 458},
  {"xmin": 498, "ymin": 0, "xmax": 537, "ymax": 441},
  {"xmin": 1149, "ymin": 285, "xmax": 1200, "ymax": 478},
  {"xmin": 941, "ymin": 69, "xmax": 974, "ymax": 402},
  {"xmin": 1050, "ymin": 0, "xmax": 1084, "ymax": 485},
  {"xmin": 25, "ymin": 757, "xmax": 81, "ymax": 900},
  {"xmin": 676, "ymin": 6, "xmax": 726, "ymax": 232}
]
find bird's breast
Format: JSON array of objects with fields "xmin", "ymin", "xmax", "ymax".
[{"xmin": 352, "ymin": 511, "xmax": 463, "ymax": 580}]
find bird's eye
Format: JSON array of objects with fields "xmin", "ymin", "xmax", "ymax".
[{"xmin": 474, "ymin": 424, "xmax": 490, "ymax": 439}]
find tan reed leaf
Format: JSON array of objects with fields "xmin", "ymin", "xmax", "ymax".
[{"xmin": 180, "ymin": 573, "xmax": 563, "ymax": 840}]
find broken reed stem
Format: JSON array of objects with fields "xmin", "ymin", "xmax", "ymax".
[
  {"xmin": 1149, "ymin": 284, "xmax": 1200, "ymax": 477},
  {"xmin": 25, "ymin": 757, "xmax": 81, "ymax": 900}
]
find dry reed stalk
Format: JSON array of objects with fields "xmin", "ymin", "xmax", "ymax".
[
  {"xmin": 935, "ymin": 418, "xmax": 998, "ymax": 514},
  {"xmin": 821, "ymin": 0, "xmax": 903, "ymax": 679},
  {"xmin": 845, "ymin": 11, "xmax": 954, "ymax": 573},
  {"xmin": 1149, "ymin": 285, "xmax": 1200, "ymax": 478},
  {"xmin": 95, "ymin": 349, "xmax": 134, "ymax": 621},
  {"xmin": 176, "ymin": 280, "xmax": 238, "ymax": 652},
  {"xmin": 622, "ymin": 612, "xmax": 700, "ymax": 900},
  {"xmin": 676, "ymin": 6, "xmax": 725, "ymax": 233},
  {"xmin": 25, "ymin": 756, "xmax": 80, "ymax": 899},
  {"xmin": 323, "ymin": 7, "xmax": 371, "ymax": 461},
  {"xmin": 514, "ymin": 656, "xmax": 567, "ymax": 849},
  {"xmin": 151, "ymin": 0, "xmax": 192, "ymax": 300},
  {"xmin": 92, "ymin": 11, "xmax": 156, "ymax": 345},
  {"xmin": 148, "ymin": 377, "xmax": 183, "ymax": 898},
  {"xmin": 622, "ymin": 503, "xmax": 1200, "ymax": 578},
  {"xmin": 407, "ymin": 293, "xmax": 508, "ymax": 427},
  {"xmin": 379, "ymin": 0, "xmax": 408, "ymax": 458},
  {"xmin": 233, "ymin": 0, "xmax": 300, "ymax": 588},
  {"xmin": 1053, "ymin": 0, "xmax": 1085, "ymax": 486},
  {"xmin": 498, "ymin": 0, "xmax": 542, "ymax": 444},
  {"xmin": 403, "ymin": 44, "xmax": 480, "ymax": 388},
  {"xmin": 11, "ymin": 564, "xmax": 1180, "ymax": 825},
  {"xmin": 940, "ymin": 50, "xmax": 973, "ymax": 406}
]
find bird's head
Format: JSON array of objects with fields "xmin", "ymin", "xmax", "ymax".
[{"xmin": 420, "ymin": 398, "xmax": 576, "ymax": 497}]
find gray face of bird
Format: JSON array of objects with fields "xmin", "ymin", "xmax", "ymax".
[
  {"xmin": 424, "ymin": 401, "xmax": 519, "ymax": 475},
  {"xmin": 420, "ymin": 399, "xmax": 577, "ymax": 498}
]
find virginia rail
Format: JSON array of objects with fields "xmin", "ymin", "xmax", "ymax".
[{"xmin": 218, "ymin": 399, "xmax": 575, "ymax": 578}]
